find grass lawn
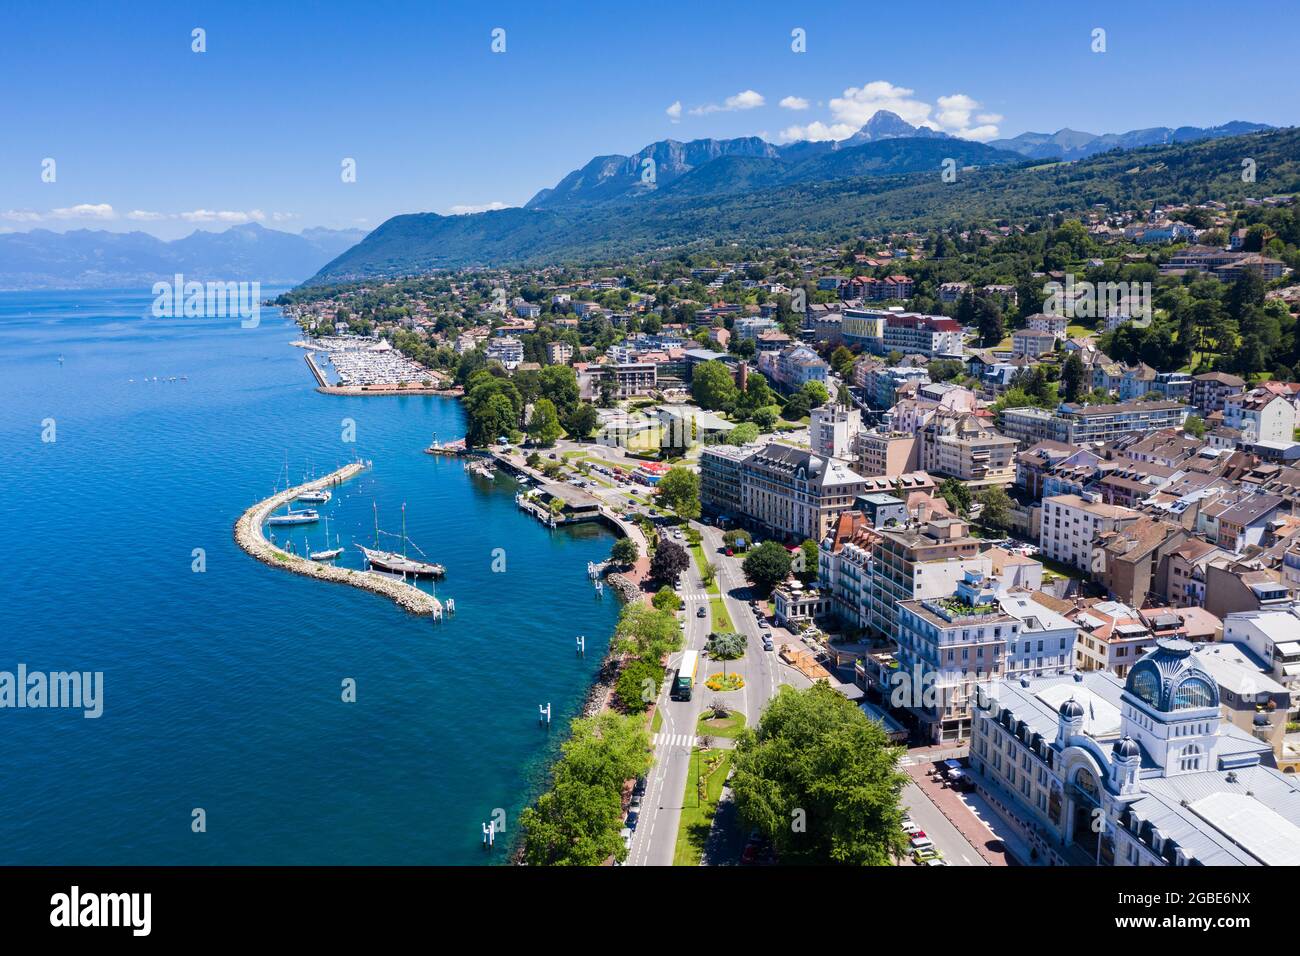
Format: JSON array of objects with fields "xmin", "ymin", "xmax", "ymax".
[
  {"xmin": 673, "ymin": 748, "xmax": 734, "ymax": 866},
  {"xmin": 651, "ymin": 707, "xmax": 664, "ymax": 735},
  {"xmin": 696, "ymin": 709, "xmax": 747, "ymax": 739},
  {"xmin": 710, "ymin": 595, "xmax": 734, "ymax": 632},
  {"xmin": 1037, "ymin": 553, "xmax": 1085, "ymax": 582}
]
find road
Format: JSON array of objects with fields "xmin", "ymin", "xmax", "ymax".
[
  {"xmin": 626, "ymin": 521, "xmax": 809, "ymax": 866},
  {"xmin": 624, "ymin": 526, "xmax": 710, "ymax": 867},
  {"xmin": 900, "ymin": 780, "xmax": 986, "ymax": 867}
]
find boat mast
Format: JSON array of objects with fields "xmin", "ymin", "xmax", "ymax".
[
  {"xmin": 402, "ymin": 503, "xmax": 407, "ymax": 559},
  {"xmin": 373, "ymin": 500, "xmax": 379, "ymax": 548}
]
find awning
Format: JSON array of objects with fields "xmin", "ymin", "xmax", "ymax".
[{"xmin": 1284, "ymin": 664, "xmax": 1300, "ymax": 677}]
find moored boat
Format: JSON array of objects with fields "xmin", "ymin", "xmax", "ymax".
[{"xmin": 267, "ymin": 508, "xmax": 319, "ymax": 526}]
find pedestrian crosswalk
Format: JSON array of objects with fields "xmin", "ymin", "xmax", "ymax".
[
  {"xmin": 680, "ymin": 592, "xmax": 708, "ymax": 602},
  {"xmin": 652, "ymin": 732, "xmax": 701, "ymax": 748}
]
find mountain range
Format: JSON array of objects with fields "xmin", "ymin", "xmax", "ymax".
[
  {"xmin": 989, "ymin": 120, "xmax": 1274, "ymax": 160},
  {"xmin": 0, "ymin": 224, "xmax": 368, "ymax": 290},
  {"xmin": 306, "ymin": 120, "xmax": 1295, "ymax": 284},
  {"xmin": 526, "ymin": 110, "xmax": 994, "ymax": 207}
]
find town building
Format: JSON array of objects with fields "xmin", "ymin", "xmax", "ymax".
[
  {"xmin": 1040, "ymin": 494, "xmax": 1140, "ymax": 574},
  {"xmin": 810, "ymin": 402, "xmax": 863, "ymax": 460},
  {"xmin": 970, "ymin": 639, "xmax": 1300, "ymax": 866}
]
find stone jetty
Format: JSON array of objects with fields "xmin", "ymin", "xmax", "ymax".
[{"xmin": 233, "ymin": 460, "xmax": 442, "ymax": 616}]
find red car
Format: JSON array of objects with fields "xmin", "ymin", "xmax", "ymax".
[{"xmin": 725, "ymin": 548, "xmax": 734, "ymax": 556}]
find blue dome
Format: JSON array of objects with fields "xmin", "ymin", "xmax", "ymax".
[
  {"xmin": 1124, "ymin": 638, "xmax": 1219, "ymax": 713},
  {"xmin": 1112, "ymin": 736, "xmax": 1141, "ymax": 759},
  {"xmin": 1059, "ymin": 697, "xmax": 1086, "ymax": 719}
]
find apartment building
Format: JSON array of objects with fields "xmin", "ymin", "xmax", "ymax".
[
  {"xmin": 880, "ymin": 313, "xmax": 964, "ymax": 358},
  {"xmin": 1039, "ymin": 493, "xmax": 1140, "ymax": 574},
  {"xmin": 1224, "ymin": 387, "xmax": 1297, "ymax": 443},
  {"xmin": 853, "ymin": 430, "xmax": 919, "ymax": 479},
  {"xmin": 1025, "ymin": 312, "xmax": 1069, "ymax": 339},
  {"xmin": 1012, "ymin": 328, "xmax": 1058, "ymax": 358},
  {"xmin": 736, "ymin": 443, "xmax": 869, "ymax": 542},
  {"xmin": 896, "ymin": 570, "xmax": 1014, "ymax": 743},
  {"xmin": 544, "ymin": 341, "xmax": 574, "ymax": 366},
  {"xmin": 866, "ymin": 517, "xmax": 989, "ymax": 640},
  {"xmin": 1070, "ymin": 599, "xmax": 1157, "ymax": 677},
  {"xmin": 999, "ymin": 590, "xmax": 1078, "ymax": 681},
  {"xmin": 1000, "ymin": 401, "xmax": 1189, "ymax": 448},
  {"xmin": 699, "ymin": 443, "xmax": 762, "ymax": 522},
  {"xmin": 810, "ymin": 402, "xmax": 863, "ymax": 460},
  {"xmin": 919, "ymin": 411, "xmax": 1017, "ymax": 488}
]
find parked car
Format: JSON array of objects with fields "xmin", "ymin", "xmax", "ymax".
[
  {"xmin": 902, "ymin": 819, "xmax": 922, "ymax": 836},
  {"xmin": 620, "ymin": 827, "xmax": 633, "ymax": 850},
  {"xmin": 911, "ymin": 847, "xmax": 941, "ymax": 864},
  {"xmin": 924, "ymin": 857, "xmax": 950, "ymax": 866},
  {"xmin": 762, "ymin": 637, "xmax": 774, "ymax": 652}
]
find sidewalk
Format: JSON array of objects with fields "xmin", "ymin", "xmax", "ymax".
[{"xmin": 906, "ymin": 764, "xmax": 1016, "ymax": 866}]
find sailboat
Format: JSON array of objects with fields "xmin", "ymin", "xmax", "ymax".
[
  {"xmin": 356, "ymin": 502, "xmax": 445, "ymax": 578},
  {"xmin": 266, "ymin": 456, "xmax": 320, "ymax": 525},
  {"xmin": 268, "ymin": 507, "xmax": 319, "ymax": 525},
  {"xmin": 297, "ymin": 488, "xmax": 332, "ymax": 504},
  {"xmin": 310, "ymin": 515, "xmax": 343, "ymax": 561}
]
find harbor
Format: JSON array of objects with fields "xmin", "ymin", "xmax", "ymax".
[{"xmin": 233, "ymin": 459, "xmax": 446, "ymax": 617}]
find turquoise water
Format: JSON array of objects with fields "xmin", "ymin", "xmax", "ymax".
[{"xmin": 0, "ymin": 290, "xmax": 621, "ymax": 864}]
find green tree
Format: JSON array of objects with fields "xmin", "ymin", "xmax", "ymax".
[
  {"xmin": 743, "ymin": 541, "xmax": 793, "ymax": 595},
  {"xmin": 1061, "ymin": 351, "xmax": 1086, "ymax": 403},
  {"xmin": 975, "ymin": 484, "xmax": 1013, "ymax": 531},
  {"xmin": 564, "ymin": 401, "xmax": 599, "ymax": 439},
  {"xmin": 610, "ymin": 537, "xmax": 639, "ymax": 565},
  {"xmin": 730, "ymin": 422, "xmax": 760, "ymax": 444},
  {"xmin": 830, "ymin": 346, "xmax": 856, "ymax": 378},
  {"xmin": 691, "ymin": 360, "xmax": 739, "ymax": 411},
  {"xmin": 652, "ymin": 585, "xmax": 683, "ymax": 612},
  {"xmin": 656, "ymin": 467, "xmax": 701, "ymax": 520},
  {"xmin": 730, "ymin": 683, "xmax": 909, "ymax": 865},
  {"xmin": 706, "ymin": 632, "xmax": 746, "ymax": 661},
  {"xmin": 615, "ymin": 660, "xmax": 664, "ymax": 714},
  {"xmin": 649, "ymin": 539, "xmax": 690, "ymax": 584},
  {"xmin": 800, "ymin": 380, "xmax": 831, "ymax": 407},
  {"xmin": 519, "ymin": 712, "xmax": 653, "ymax": 865},
  {"xmin": 527, "ymin": 398, "xmax": 563, "ymax": 447},
  {"xmin": 939, "ymin": 477, "xmax": 972, "ymax": 517},
  {"xmin": 798, "ymin": 538, "xmax": 819, "ymax": 583},
  {"xmin": 613, "ymin": 604, "xmax": 682, "ymax": 662},
  {"xmin": 1183, "ymin": 414, "xmax": 1207, "ymax": 438}
]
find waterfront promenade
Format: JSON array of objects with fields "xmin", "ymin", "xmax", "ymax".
[{"xmin": 233, "ymin": 460, "xmax": 443, "ymax": 616}]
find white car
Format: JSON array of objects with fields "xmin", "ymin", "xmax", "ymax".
[
  {"xmin": 621, "ymin": 827, "xmax": 633, "ymax": 850},
  {"xmin": 902, "ymin": 819, "xmax": 921, "ymax": 836}
]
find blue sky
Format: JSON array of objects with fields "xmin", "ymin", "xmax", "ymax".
[{"xmin": 2, "ymin": 0, "xmax": 1296, "ymax": 239}]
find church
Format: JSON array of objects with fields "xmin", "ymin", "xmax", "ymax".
[{"xmin": 969, "ymin": 637, "xmax": 1300, "ymax": 865}]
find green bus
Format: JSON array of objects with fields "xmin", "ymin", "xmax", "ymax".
[{"xmin": 672, "ymin": 649, "xmax": 699, "ymax": 701}]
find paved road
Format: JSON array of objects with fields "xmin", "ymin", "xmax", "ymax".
[
  {"xmin": 627, "ymin": 522, "xmax": 810, "ymax": 866},
  {"xmin": 625, "ymin": 529, "xmax": 710, "ymax": 867},
  {"xmin": 900, "ymin": 780, "xmax": 986, "ymax": 867}
]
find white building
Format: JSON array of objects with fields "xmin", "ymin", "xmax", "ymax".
[
  {"xmin": 998, "ymin": 590, "xmax": 1078, "ymax": 681},
  {"xmin": 1224, "ymin": 388, "xmax": 1297, "ymax": 444},
  {"xmin": 810, "ymin": 402, "xmax": 863, "ymax": 460},
  {"xmin": 1039, "ymin": 494, "xmax": 1139, "ymax": 574},
  {"xmin": 970, "ymin": 640, "xmax": 1300, "ymax": 866}
]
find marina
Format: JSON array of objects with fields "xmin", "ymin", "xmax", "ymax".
[{"xmin": 234, "ymin": 459, "xmax": 445, "ymax": 616}]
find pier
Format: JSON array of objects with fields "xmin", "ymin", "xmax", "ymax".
[{"xmin": 233, "ymin": 460, "xmax": 443, "ymax": 616}]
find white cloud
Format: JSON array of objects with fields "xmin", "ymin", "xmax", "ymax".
[
  {"xmin": 829, "ymin": 81, "xmax": 937, "ymax": 129},
  {"xmin": 689, "ymin": 89, "xmax": 765, "ymax": 116},
  {"xmin": 779, "ymin": 96, "xmax": 810, "ymax": 111},
  {"xmin": 271, "ymin": 211, "xmax": 299, "ymax": 222},
  {"xmin": 448, "ymin": 201, "xmax": 510, "ymax": 215},
  {"xmin": 126, "ymin": 210, "xmax": 167, "ymax": 221},
  {"xmin": 778, "ymin": 121, "xmax": 857, "ymax": 143},
  {"xmin": 666, "ymin": 100, "xmax": 682, "ymax": 123},
  {"xmin": 3, "ymin": 209, "xmax": 44, "ymax": 222},
  {"xmin": 51, "ymin": 203, "xmax": 116, "ymax": 220},
  {"xmin": 180, "ymin": 209, "xmax": 266, "ymax": 224},
  {"xmin": 777, "ymin": 80, "xmax": 1003, "ymax": 143}
]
